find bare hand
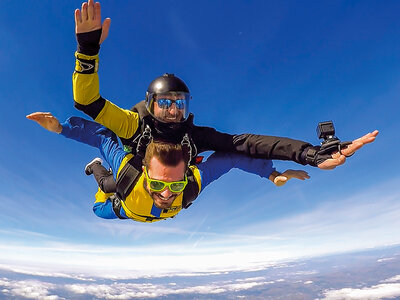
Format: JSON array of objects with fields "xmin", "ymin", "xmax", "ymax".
[
  {"xmin": 75, "ymin": 0, "xmax": 111, "ymax": 44},
  {"xmin": 26, "ymin": 112, "xmax": 62, "ymax": 134},
  {"xmin": 318, "ymin": 130, "xmax": 379, "ymax": 170},
  {"xmin": 274, "ymin": 170, "xmax": 310, "ymax": 187}
]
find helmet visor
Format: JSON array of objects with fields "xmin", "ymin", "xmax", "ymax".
[{"xmin": 146, "ymin": 92, "xmax": 190, "ymax": 123}]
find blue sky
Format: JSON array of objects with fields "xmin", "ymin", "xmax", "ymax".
[{"xmin": 0, "ymin": 0, "xmax": 399, "ymax": 279}]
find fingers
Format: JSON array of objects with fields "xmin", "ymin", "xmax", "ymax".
[
  {"xmin": 318, "ymin": 155, "xmax": 346, "ymax": 170},
  {"xmin": 27, "ymin": 112, "xmax": 62, "ymax": 133},
  {"xmin": 341, "ymin": 130, "xmax": 379, "ymax": 156},
  {"xmin": 81, "ymin": 2, "xmax": 88, "ymax": 21},
  {"xmin": 100, "ymin": 18, "xmax": 111, "ymax": 44},
  {"xmin": 274, "ymin": 176, "xmax": 288, "ymax": 187},
  {"xmin": 88, "ymin": 0, "xmax": 95, "ymax": 20},
  {"xmin": 26, "ymin": 112, "xmax": 51, "ymax": 121},
  {"xmin": 75, "ymin": 9, "xmax": 82, "ymax": 25},
  {"xmin": 281, "ymin": 170, "xmax": 310, "ymax": 180},
  {"xmin": 76, "ymin": 1, "xmax": 105, "ymax": 34},
  {"xmin": 94, "ymin": 1, "xmax": 101, "ymax": 21}
]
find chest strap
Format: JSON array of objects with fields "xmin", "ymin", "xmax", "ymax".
[
  {"xmin": 116, "ymin": 127, "xmax": 200, "ymax": 209},
  {"xmin": 182, "ymin": 167, "xmax": 200, "ymax": 209},
  {"xmin": 116, "ymin": 126, "xmax": 152, "ymax": 201}
]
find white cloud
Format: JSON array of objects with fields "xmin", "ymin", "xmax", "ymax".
[
  {"xmin": 0, "ymin": 179, "xmax": 399, "ymax": 279},
  {"xmin": 64, "ymin": 278, "xmax": 275, "ymax": 299},
  {"xmin": 0, "ymin": 275, "xmax": 278, "ymax": 299},
  {"xmin": 0, "ymin": 278, "xmax": 61, "ymax": 300},
  {"xmin": 381, "ymin": 275, "xmax": 400, "ymax": 283},
  {"xmin": 323, "ymin": 283, "xmax": 400, "ymax": 300}
]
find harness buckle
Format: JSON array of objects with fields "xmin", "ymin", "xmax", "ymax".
[
  {"xmin": 181, "ymin": 133, "xmax": 193, "ymax": 163},
  {"xmin": 136, "ymin": 125, "xmax": 152, "ymax": 156}
]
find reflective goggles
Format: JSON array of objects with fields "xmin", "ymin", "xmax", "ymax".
[
  {"xmin": 144, "ymin": 167, "xmax": 187, "ymax": 193},
  {"xmin": 155, "ymin": 98, "xmax": 186, "ymax": 110}
]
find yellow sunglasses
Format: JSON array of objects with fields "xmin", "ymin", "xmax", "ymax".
[{"xmin": 144, "ymin": 167, "xmax": 187, "ymax": 193}]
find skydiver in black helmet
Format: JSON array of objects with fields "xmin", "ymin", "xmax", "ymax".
[{"xmin": 73, "ymin": 0, "xmax": 378, "ymax": 193}]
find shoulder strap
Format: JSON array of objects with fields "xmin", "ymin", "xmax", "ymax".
[
  {"xmin": 110, "ymin": 194, "xmax": 128, "ymax": 219},
  {"xmin": 115, "ymin": 155, "xmax": 143, "ymax": 201},
  {"xmin": 116, "ymin": 126, "xmax": 152, "ymax": 200},
  {"xmin": 182, "ymin": 167, "xmax": 200, "ymax": 209}
]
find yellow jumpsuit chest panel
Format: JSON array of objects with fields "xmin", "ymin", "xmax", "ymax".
[{"xmin": 121, "ymin": 175, "xmax": 184, "ymax": 222}]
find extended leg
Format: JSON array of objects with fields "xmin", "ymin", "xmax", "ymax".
[{"xmin": 85, "ymin": 158, "xmax": 117, "ymax": 193}]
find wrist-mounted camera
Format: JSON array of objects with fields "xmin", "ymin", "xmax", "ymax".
[{"xmin": 304, "ymin": 121, "xmax": 352, "ymax": 166}]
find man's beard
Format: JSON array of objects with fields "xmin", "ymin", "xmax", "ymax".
[{"xmin": 150, "ymin": 191, "xmax": 178, "ymax": 209}]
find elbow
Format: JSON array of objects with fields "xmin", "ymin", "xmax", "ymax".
[{"xmin": 74, "ymin": 97, "xmax": 106, "ymax": 120}]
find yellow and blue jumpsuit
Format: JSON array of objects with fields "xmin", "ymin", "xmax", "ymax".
[{"xmin": 60, "ymin": 117, "xmax": 276, "ymax": 222}]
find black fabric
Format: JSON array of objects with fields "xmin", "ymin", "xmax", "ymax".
[
  {"xmin": 126, "ymin": 101, "xmax": 313, "ymax": 166},
  {"xmin": 182, "ymin": 168, "xmax": 200, "ymax": 209},
  {"xmin": 302, "ymin": 140, "xmax": 353, "ymax": 167},
  {"xmin": 76, "ymin": 29, "xmax": 102, "ymax": 55},
  {"xmin": 121, "ymin": 101, "xmax": 198, "ymax": 163},
  {"xmin": 75, "ymin": 57, "xmax": 97, "ymax": 74},
  {"xmin": 115, "ymin": 155, "xmax": 143, "ymax": 201},
  {"xmin": 74, "ymin": 96, "xmax": 106, "ymax": 120},
  {"xmin": 90, "ymin": 162, "xmax": 117, "ymax": 193},
  {"xmin": 111, "ymin": 195, "xmax": 128, "ymax": 219}
]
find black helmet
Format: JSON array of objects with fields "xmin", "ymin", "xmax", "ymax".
[{"xmin": 145, "ymin": 73, "xmax": 191, "ymax": 123}]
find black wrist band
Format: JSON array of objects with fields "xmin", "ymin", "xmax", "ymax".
[{"xmin": 76, "ymin": 29, "xmax": 102, "ymax": 55}]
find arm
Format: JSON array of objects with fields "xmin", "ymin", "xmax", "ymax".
[
  {"xmin": 73, "ymin": 1, "xmax": 140, "ymax": 140},
  {"xmin": 26, "ymin": 112, "xmax": 126, "ymax": 175},
  {"xmin": 197, "ymin": 152, "xmax": 276, "ymax": 191},
  {"xmin": 192, "ymin": 125, "xmax": 312, "ymax": 164},
  {"xmin": 191, "ymin": 125, "xmax": 378, "ymax": 170}
]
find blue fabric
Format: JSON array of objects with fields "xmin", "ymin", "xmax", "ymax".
[
  {"xmin": 197, "ymin": 152, "xmax": 275, "ymax": 192},
  {"xmin": 93, "ymin": 199, "xmax": 117, "ymax": 219},
  {"xmin": 150, "ymin": 204, "xmax": 162, "ymax": 217},
  {"xmin": 60, "ymin": 116, "xmax": 276, "ymax": 219},
  {"xmin": 61, "ymin": 117, "xmax": 126, "ymax": 178}
]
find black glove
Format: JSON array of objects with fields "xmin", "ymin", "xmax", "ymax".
[{"xmin": 76, "ymin": 29, "xmax": 102, "ymax": 55}]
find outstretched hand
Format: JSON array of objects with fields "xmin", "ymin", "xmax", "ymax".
[
  {"xmin": 318, "ymin": 130, "xmax": 379, "ymax": 170},
  {"xmin": 274, "ymin": 170, "xmax": 310, "ymax": 187},
  {"xmin": 75, "ymin": 0, "xmax": 111, "ymax": 44},
  {"xmin": 26, "ymin": 112, "xmax": 62, "ymax": 134}
]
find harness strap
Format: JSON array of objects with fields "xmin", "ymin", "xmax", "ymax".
[
  {"xmin": 110, "ymin": 195, "xmax": 128, "ymax": 219},
  {"xmin": 182, "ymin": 167, "xmax": 200, "ymax": 209},
  {"xmin": 115, "ymin": 155, "xmax": 143, "ymax": 201},
  {"xmin": 116, "ymin": 125, "xmax": 152, "ymax": 201}
]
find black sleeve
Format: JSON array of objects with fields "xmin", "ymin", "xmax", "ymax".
[{"xmin": 191, "ymin": 126, "xmax": 312, "ymax": 165}]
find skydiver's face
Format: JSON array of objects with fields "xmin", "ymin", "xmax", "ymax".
[
  {"xmin": 153, "ymin": 94, "xmax": 185, "ymax": 123},
  {"xmin": 144, "ymin": 156, "xmax": 186, "ymax": 209}
]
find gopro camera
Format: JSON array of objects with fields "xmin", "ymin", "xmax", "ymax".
[
  {"xmin": 317, "ymin": 121, "xmax": 335, "ymax": 140},
  {"xmin": 316, "ymin": 121, "xmax": 340, "ymax": 155}
]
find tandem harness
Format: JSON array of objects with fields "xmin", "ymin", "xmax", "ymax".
[{"xmin": 113, "ymin": 126, "xmax": 200, "ymax": 219}]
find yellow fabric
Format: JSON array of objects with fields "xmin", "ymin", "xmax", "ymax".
[
  {"xmin": 189, "ymin": 165, "xmax": 202, "ymax": 192},
  {"xmin": 72, "ymin": 52, "xmax": 140, "ymax": 139},
  {"xmin": 94, "ymin": 188, "xmax": 114, "ymax": 204},
  {"xmin": 111, "ymin": 156, "xmax": 202, "ymax": 223},
  {"xmin": 73, "ymin": 52, "xmax": 100, "ymax": 105},
  {"xmin": 95, "ymin": 100, "xmax": 139, "ymax": 139}
]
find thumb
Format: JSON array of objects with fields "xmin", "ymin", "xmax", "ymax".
[{"xmin": 100, "ymin": 18, "xmax": 111, "ymax": 44}]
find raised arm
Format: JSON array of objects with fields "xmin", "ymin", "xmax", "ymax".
[{"xmin": 73, "ymin": 1, "xmax": 139, "ymax": 140}]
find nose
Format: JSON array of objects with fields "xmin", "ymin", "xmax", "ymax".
[
  {"xmin": 160, "ymin": 186, "xmax": 173, "ymax": 198},
  {"xmin": 168, "ymin": 103, "xmax": 178, "ymax": 115}
]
